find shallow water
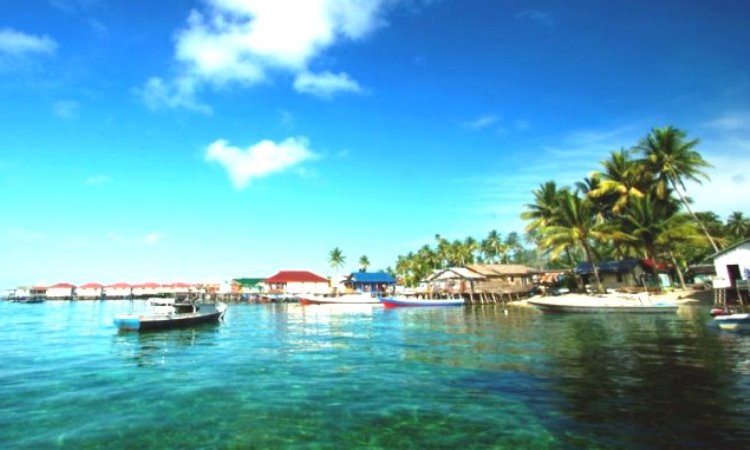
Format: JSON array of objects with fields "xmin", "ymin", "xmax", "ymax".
[{"xmin": 1, "ymin": 301, "xmax": 749, "ymax": 449}]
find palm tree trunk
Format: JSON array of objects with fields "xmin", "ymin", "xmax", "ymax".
[
  {"xmin": 668, "ymin": 249, "xmax": 687, "ymax": 290},
  {"xmin": 582, "ymin": 243, "xmax": 604, "ymax": 293},
  {"xmin": 670, "ymin": 178, "xmax": 719, "ymax": 253}
]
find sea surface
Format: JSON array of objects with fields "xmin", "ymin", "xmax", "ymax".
[{"xmin": 1, "ymin": 300, "xmax": 750, "ymax": 449}]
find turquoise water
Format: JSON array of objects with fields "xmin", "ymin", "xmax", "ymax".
[{"xmin": 1, "ymin": 301, "xmax": 750, "ymax": 449}]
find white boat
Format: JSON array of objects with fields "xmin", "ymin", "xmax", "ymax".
[
  {"xmin": 298, "ymin": 293, "xmax": 381, "ymax": 305},
  {"xmin": 528, "ymin": 293, "xmax": 679, "ymax": 313},
  {"xmin": 713, "ymin": 313, "xmax": 750, "ymax": 331}
]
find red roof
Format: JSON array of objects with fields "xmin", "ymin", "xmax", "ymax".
[
  {"xmin": 133, "ymin": 282, "xmax": 160, "ymax": 289},
  {"xmin": 166, "ymin": 282, "xmax": 191, "ymax": 288},
  {"xmin": 50, "ymin": 282, "xmax": 76, "ymax": 288},
  {"xmin": 107, "ymin": 282, "xmax": 132, "ymax": 288},
  {"xmin": 79, "ymin": 282, "xmax": 103, "ymax": 289},
  {"xmin": 266, "ymin": 270, "xmax": 327, "ymax": 284}
]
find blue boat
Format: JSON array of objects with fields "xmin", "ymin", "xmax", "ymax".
[
  {"xmin": 114, "ymin": 298, "xmax": 227, "ymax": 331},
  {"xmin": 714, "ymin": 313, "xmax": 750, "ymax": 331},
  {"xmin": 379, "ymin": 296, "xmax": 464, "ymax": 308}
]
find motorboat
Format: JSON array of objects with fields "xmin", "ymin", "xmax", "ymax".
[
  {"xmin": 527, "ymin": 293, "xmax": 679, "ymax": 313},
  {"xmin": 378, "ymin": 296, "xmax": 465, "ymax": 308},
  {"xmin": 114, "ymin": 297, "xmax": 227, "ymax": 331},
  {"xmin": 298, "ymin": 293, "xmax": 381, "ymax": 305}
]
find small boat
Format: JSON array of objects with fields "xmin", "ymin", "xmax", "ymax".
[
  {"xmin": 527, "ymin": 293, "xmax": 678, "ymax": 313},
  {"xmin": 378, "ymin": 296, "xmax": 465, "ymax": 308},
  {"xmin": 114, "ymin": 297, "xmax": 227, "ymax": 332},
  {"xmin": 298, "ymin": 293, "xmax": 381, "ymax": 305},
  {"xmin": 714, "ymin": 313, "xmax": 750, "ymax": 331}
]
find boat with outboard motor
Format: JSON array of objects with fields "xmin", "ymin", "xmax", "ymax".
[
  {"xmin": 298, "ymin": 293, "xmax": 381, "ymax": 305},
  {"xmin": 378, "ymin": 296, "xmax": 465, "ymax": 308},
  {"xmin": 114, "ymin": 297, "xmax": 227, "ymax": 331},
  {"xmin": 527, "ymin": 293, "xmax": 679, "ymax": 313}
]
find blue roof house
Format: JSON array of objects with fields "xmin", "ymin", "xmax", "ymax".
[{"xmin": 344, "ymin": 272, "xmax": 396, "ymax": 293}]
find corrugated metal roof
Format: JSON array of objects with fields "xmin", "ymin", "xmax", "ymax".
[
  {"xmin": 435, "ymin": 267, "xmax": 486, "ymax": 280},
  {"xmin": 266, "ymin": 271, "xmax": 327, "ymax": 283},
  {"xmin": 465, "ymin": 264, "xmax": 537, "ymax": 276},
  {"xmin": 348, "ymin": 272, "xmax": 395, "ymax": 283},
  {"xmin": 574, "ymin": 259, "xmax": 640, "ymax": 275},
  {"xmin": 233, "ymin": 278, "xmax": 265, "ymax": 287}
]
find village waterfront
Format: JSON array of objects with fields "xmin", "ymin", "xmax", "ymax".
[{"xmin": 2, "ymin": 300, "xmax": 750, "ymax": 449}]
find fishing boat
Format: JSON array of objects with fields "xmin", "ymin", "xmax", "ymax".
[
  {"xmin": 113, "ymin": 297, "xmax": 227, "ymax": 332},
  {"xmin": 527, "ymin": 293, "xmax": 678, "ymax": 313},
  {"xmin": 713, "ymin": 313, "xmax": 750, "ymax": 331},
  {"xmin": 378, "ymin": 296, "xmax": 465, "ymax": 308},
  {"xmin": 298, "ymin": 293, "xmax": 381, "ymax": 305}
]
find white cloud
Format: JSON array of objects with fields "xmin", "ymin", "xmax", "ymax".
[
  {"xmin": 515, "ymin": 9, "xmax": 555, "ymax": 28},
  {"xmin": 135, "ymin": 76, "xmax": 212, "ymax": 114},
  {"xmin": 205, "ymin": 136, "xmax": 318, "ymax": 189},
  {"xmin": 53, "ymin": 100, "xmax": 80, "ymax": 119},
  {"xmin": 0, "ymin": 28, "xmax": 57, "ymax": 57},
  {"xmin": 84, "ymin": 174, "xmax": 112, "ymax": 185},
  {"xmin": 464, "ymin": 115, "xmax": 499, "ymax": 130},
  {"xmin": 142, "ymin": 0, "xmax": 388, "ymax": 109},
  {"xmin": 107, "ymin": 231, "xmax": 164, "ymax": 245},
  {"xmin": 293, "ymin": 71, "xmax": 362, "ymax": 97},
  {"xmin": 8, "ymin": 228, "xmax": 45, "ymax": 242}
]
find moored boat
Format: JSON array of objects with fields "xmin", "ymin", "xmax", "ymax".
[
  {"xmin": 528, "ymin": 293, "xmax": 679, "ymax": 313},
  {"xmin": 379, "ymin": 296, "xmax": 465, "ymax": 308},
  {"xmin": 713, "ymin": 313, "xmax": 750, "ymax": 331},
  {"xmin": 114, "ymin": 297, "xmax": 227, "ymax": 332},
  {"xmin": 298, "ymin": 293, "xmax": 381, "ymax": 305}
]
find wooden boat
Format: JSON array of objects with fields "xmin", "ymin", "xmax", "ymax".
[
  {"xmin": 713, "ymin": 313, "xmax": 750, "ymax": 331},
  {"xmin": 298, "ymin": 293, "xmax": 381, "ymax": 305},
  {"xmin": 527, "ymin": 294, "xmax": 678, "ymax": 313},
  {"xmin": 378, "ymin": 296, "xmax": 465, "ymax": 308},
  {"xmin": 113, "ymin": 298, "xmax": 227, "ymax": 331}
]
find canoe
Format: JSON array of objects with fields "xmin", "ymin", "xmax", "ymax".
[
  {"xmin": 714, "ymin": 313, "xmax": 750, "ymax": 331},
  {"xmin": 379, "ymin": 297, "xmax": 464, "ymax": 308},
  {"xmin": 528, "ymin": 294, "xmax": 678, "ymax": 314},
  {"xmin": 114, "ymin": 299, "xmax": 227, "ymax": 331},
  {"xmin": 298, "ymin": 293, "xmax": 381, "ymax": 305}
]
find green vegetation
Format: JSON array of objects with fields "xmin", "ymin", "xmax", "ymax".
[
  {"xmin": 523, "ymin": 126, "xmax": 746, "ymax": 291},
  {"xmin": 328, "ymin": 247, "xmax": 346, "ymax": 272},
  {"xmin": 390, "ymin": 126, "xmax": 747, "ymax": 290}
]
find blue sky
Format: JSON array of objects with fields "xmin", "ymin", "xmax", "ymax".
[{"xmin": 1, "ymin": 0, "xmax": 749, "ymax": 287}]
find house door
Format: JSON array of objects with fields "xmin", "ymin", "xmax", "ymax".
[{"xmin": 728, "ymin": 264, "xmax": 741, "ymax": 288}]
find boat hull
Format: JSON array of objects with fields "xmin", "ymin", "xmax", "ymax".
[
  {"xmin": 379, "ymin": 297, "xmax": 464, "ymax": 308},
  {"xmin": 298, "ymin": 294, "xmax": 380, "ymax": 305},
  {"xmin": 114, "ymin": 303, "xmax": 227, "ymax": 331},
  {"xmin": 714, "ymin": 313, "xmax": 750, "ymax": 331},
  {"xmin": 528, "ymin": 295, "xmax": 678, "ymax": 314}
]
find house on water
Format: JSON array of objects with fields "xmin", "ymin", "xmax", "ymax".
[
  {"xmin": 711, "ymin": 238, "xmax": 750, "ymax": 304},
  {"xmin": 342, "ymin": 271, "xmax": 395, "ymax": 293},
  {"xmin": 77, "ymin": 282, "xmax": 104, "ymax": 299},
  {"xmin": 265, "ymin": 270, "xmax": 329, "ymax": 295},
  {"xmin": 47, "ymin": 282, "xmax": 76, "ymax": 300},
  {"xmin": 574, "ymin": 258, "xmax": 669, "ymax": 291}
]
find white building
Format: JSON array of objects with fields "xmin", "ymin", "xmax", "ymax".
[
  {"xmin": 47, "ymin": 283, "xmax": 76, "ymax": 299},
  {"xmin": 265, "ymin": 270, "xmax": 329, "ymax": 295},
  {"xmin": 132, "ymin": 282, "xmax": 161, "ymax": 298},
  {"xmin": 77, "ymin": 282, "xmax": 103, "ymax": 299},
  {"xmin": 712, "ymin": 238, "xmax": 750, "ymax": 289},
  {"xmin": 105, "ymin": 283, "xmax": 132, "ymax": 299}
]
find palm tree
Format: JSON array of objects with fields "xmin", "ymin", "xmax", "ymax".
[
  {"xmin": 481, "ymin": 230, "xmax": 506, "ymax": 263},
  {"xmin": 521, "ymin": 181, "xmax": 568, "ymax": 235},
  {"xmin": 726, "ymin": 211, "xmax": 750, "ymax": 241},
  {"xmin": 328, "ymin": 247, "xmax": 346, "ymax": 272},
  {"xmin": 588, "ymin": 150, "xmax": 646, "ymax": 214},
  {"xmin": 540, "ymin": 191, "xmax": 614, "ymax": 293},
  {"xmin": 358, "ymin": 255, "xmax": 370, "ymax": 272},
  {"xmin": 638, "ymin": 126, "xmax": 718, "ymax": 252}
]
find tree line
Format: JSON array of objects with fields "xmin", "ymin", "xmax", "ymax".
[{"xmin": 387, "ymin": 126, "xmax": 748, "ymax": 289}]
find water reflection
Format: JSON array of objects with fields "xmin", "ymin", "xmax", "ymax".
[
  {"xmin": 538, "ymin": 310, "xmax": 750, "ymax": 448},
  {"xmin": 112, "ymin": 326, "xmax": 219, "ymax": 367}
]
